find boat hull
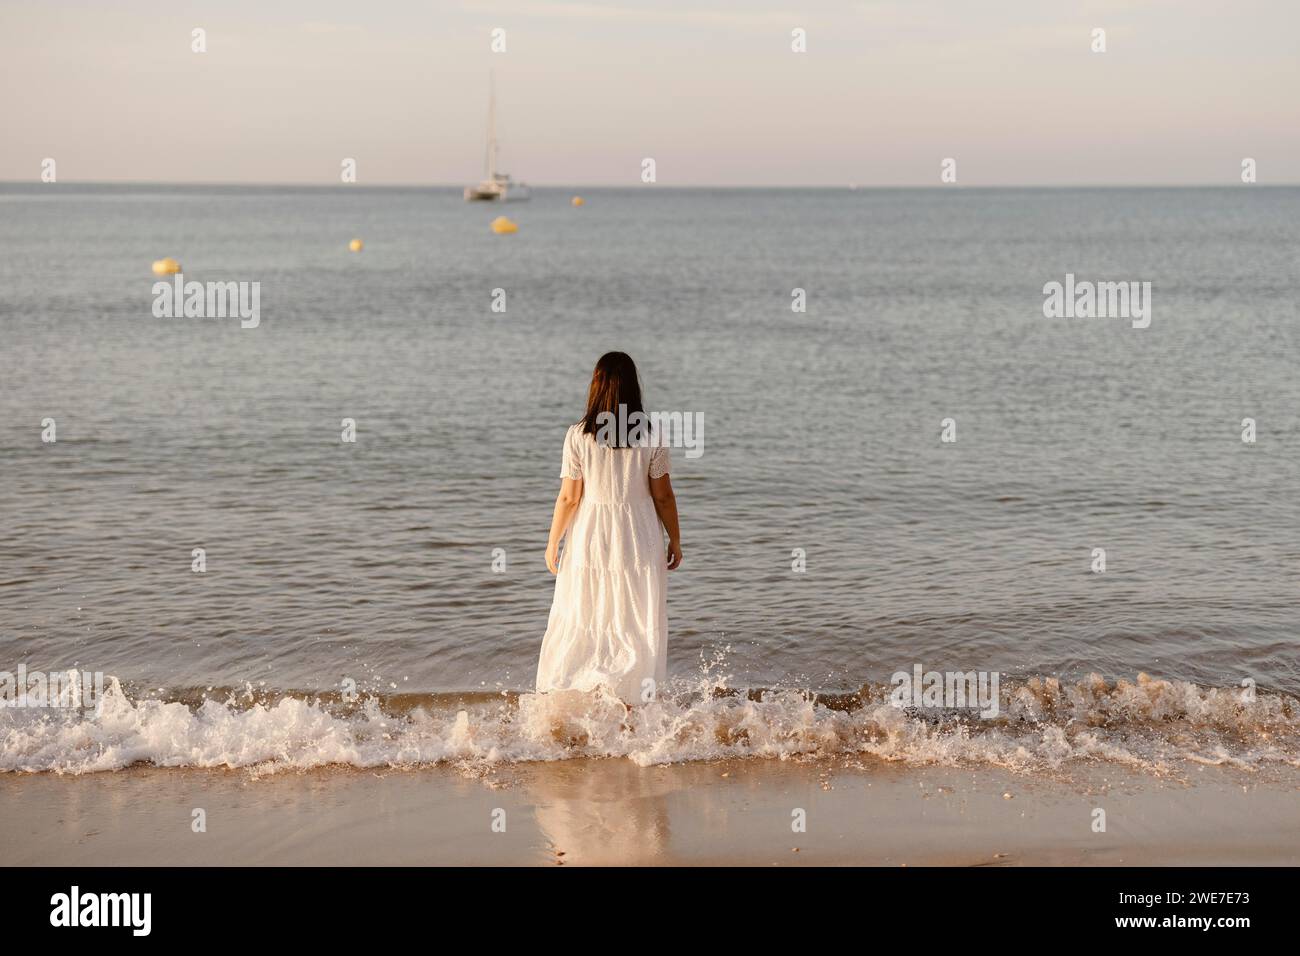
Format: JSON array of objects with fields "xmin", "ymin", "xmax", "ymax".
[{"xmin": 463, "ymin": 181, "xmax": 530, "ymax": 202}]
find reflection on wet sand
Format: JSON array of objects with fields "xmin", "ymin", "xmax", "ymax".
[{"xmin": 523, "ymin": 759, "xmax": 672, "ymax": 864}]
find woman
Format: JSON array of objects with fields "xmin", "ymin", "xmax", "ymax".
[{"xmin": 536, "ymin": 352, "xmax": 682, "ymax": 705}]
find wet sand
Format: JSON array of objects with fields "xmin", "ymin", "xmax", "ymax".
[{"xmin": 2, "ymin": 757, "xmax": 1297, "ymax": 866}]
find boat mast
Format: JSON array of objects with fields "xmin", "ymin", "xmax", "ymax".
[{"xmin": 485, "ymin": 71, "xmax": 498, "ymax": 180}]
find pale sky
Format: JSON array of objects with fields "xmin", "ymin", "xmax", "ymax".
[{"xmin": 1, "ymin": 0, "xmax": 1297, "ymax": 186}]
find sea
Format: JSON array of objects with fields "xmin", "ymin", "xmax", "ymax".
[{"xmin": 1, "ymin": 183, "xmax": 1297, "ymax": 776}]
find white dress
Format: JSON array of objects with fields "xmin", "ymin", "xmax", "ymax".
[{"xmin": 536, "ymin": 424, "xmax": 671, "ymax": 704}]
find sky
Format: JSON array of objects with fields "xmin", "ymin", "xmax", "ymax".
[{"xmin": 1, "ymin": 0, "xmax": 1297, "ymax": 186}]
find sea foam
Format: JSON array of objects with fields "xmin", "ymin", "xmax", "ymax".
[{"xmin": 1, "ymin": 673, "xmax": 1296, "ymax": 777}]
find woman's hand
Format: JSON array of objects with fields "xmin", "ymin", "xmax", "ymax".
[
  {"xmin": 666, "ymin": 539, "xmax": 682, "ymax": 571},
  {"xmin": 545, "ymin": 543, "xmax": 560, "ymax": 575}
]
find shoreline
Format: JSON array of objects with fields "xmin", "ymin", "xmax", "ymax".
[{"xmin": 3, "ymin": 757, "xmax": 1297, "ymax": 866}]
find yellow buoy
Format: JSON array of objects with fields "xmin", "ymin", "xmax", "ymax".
[
  {"xmin": 571, "ymin": 196, "xmax": 584, "ymax": 207},
  {"xmin": 349, "ymin": 238, "xmax": 364, "ymax": 252},
  {"xmin": 490, "ymin": 216, "xmax": 519, "ymax": 234},
  {"xmin": 151, "ymin": 257, "xmax": 181, "ymax": 275}
]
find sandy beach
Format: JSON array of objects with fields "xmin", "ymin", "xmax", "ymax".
[{"xmin": 4, "ymin": 757, "xmax": 1296, "ymax": 867}]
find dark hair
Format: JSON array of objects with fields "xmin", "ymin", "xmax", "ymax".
[{"xmin": 581, "ymin": 351, "xmax": 645, "ymax": 446}]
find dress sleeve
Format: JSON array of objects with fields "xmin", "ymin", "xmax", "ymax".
[
  {"xmin": 649, "ymin": 442, "xmax": 671, "ymax": 479},
  {"xmin": 560, "ymin": 425, "xmax": 584, "ymax": 480}
]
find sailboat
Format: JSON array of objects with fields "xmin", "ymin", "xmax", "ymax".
[{"xmin": 464, "ymin": 73, "xmax": 531, "ymax": 202}]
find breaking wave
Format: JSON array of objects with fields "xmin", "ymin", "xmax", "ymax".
[{"xmin": 2, "ymin": 672, "xmax": 1297, "ymax": 777}]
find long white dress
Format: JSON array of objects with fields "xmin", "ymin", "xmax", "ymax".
[{"xmin": 536, "ymin": 424, "xmax": 671, "ymax": 704}]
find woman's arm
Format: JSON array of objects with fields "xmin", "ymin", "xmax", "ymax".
[
  {"xmin": 649, "ymin": 474, "xmax": 682, "ymax": 570},
  {"xmin": 545, "ymin": 477, "xmax": 584, "ymax": 574}
]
